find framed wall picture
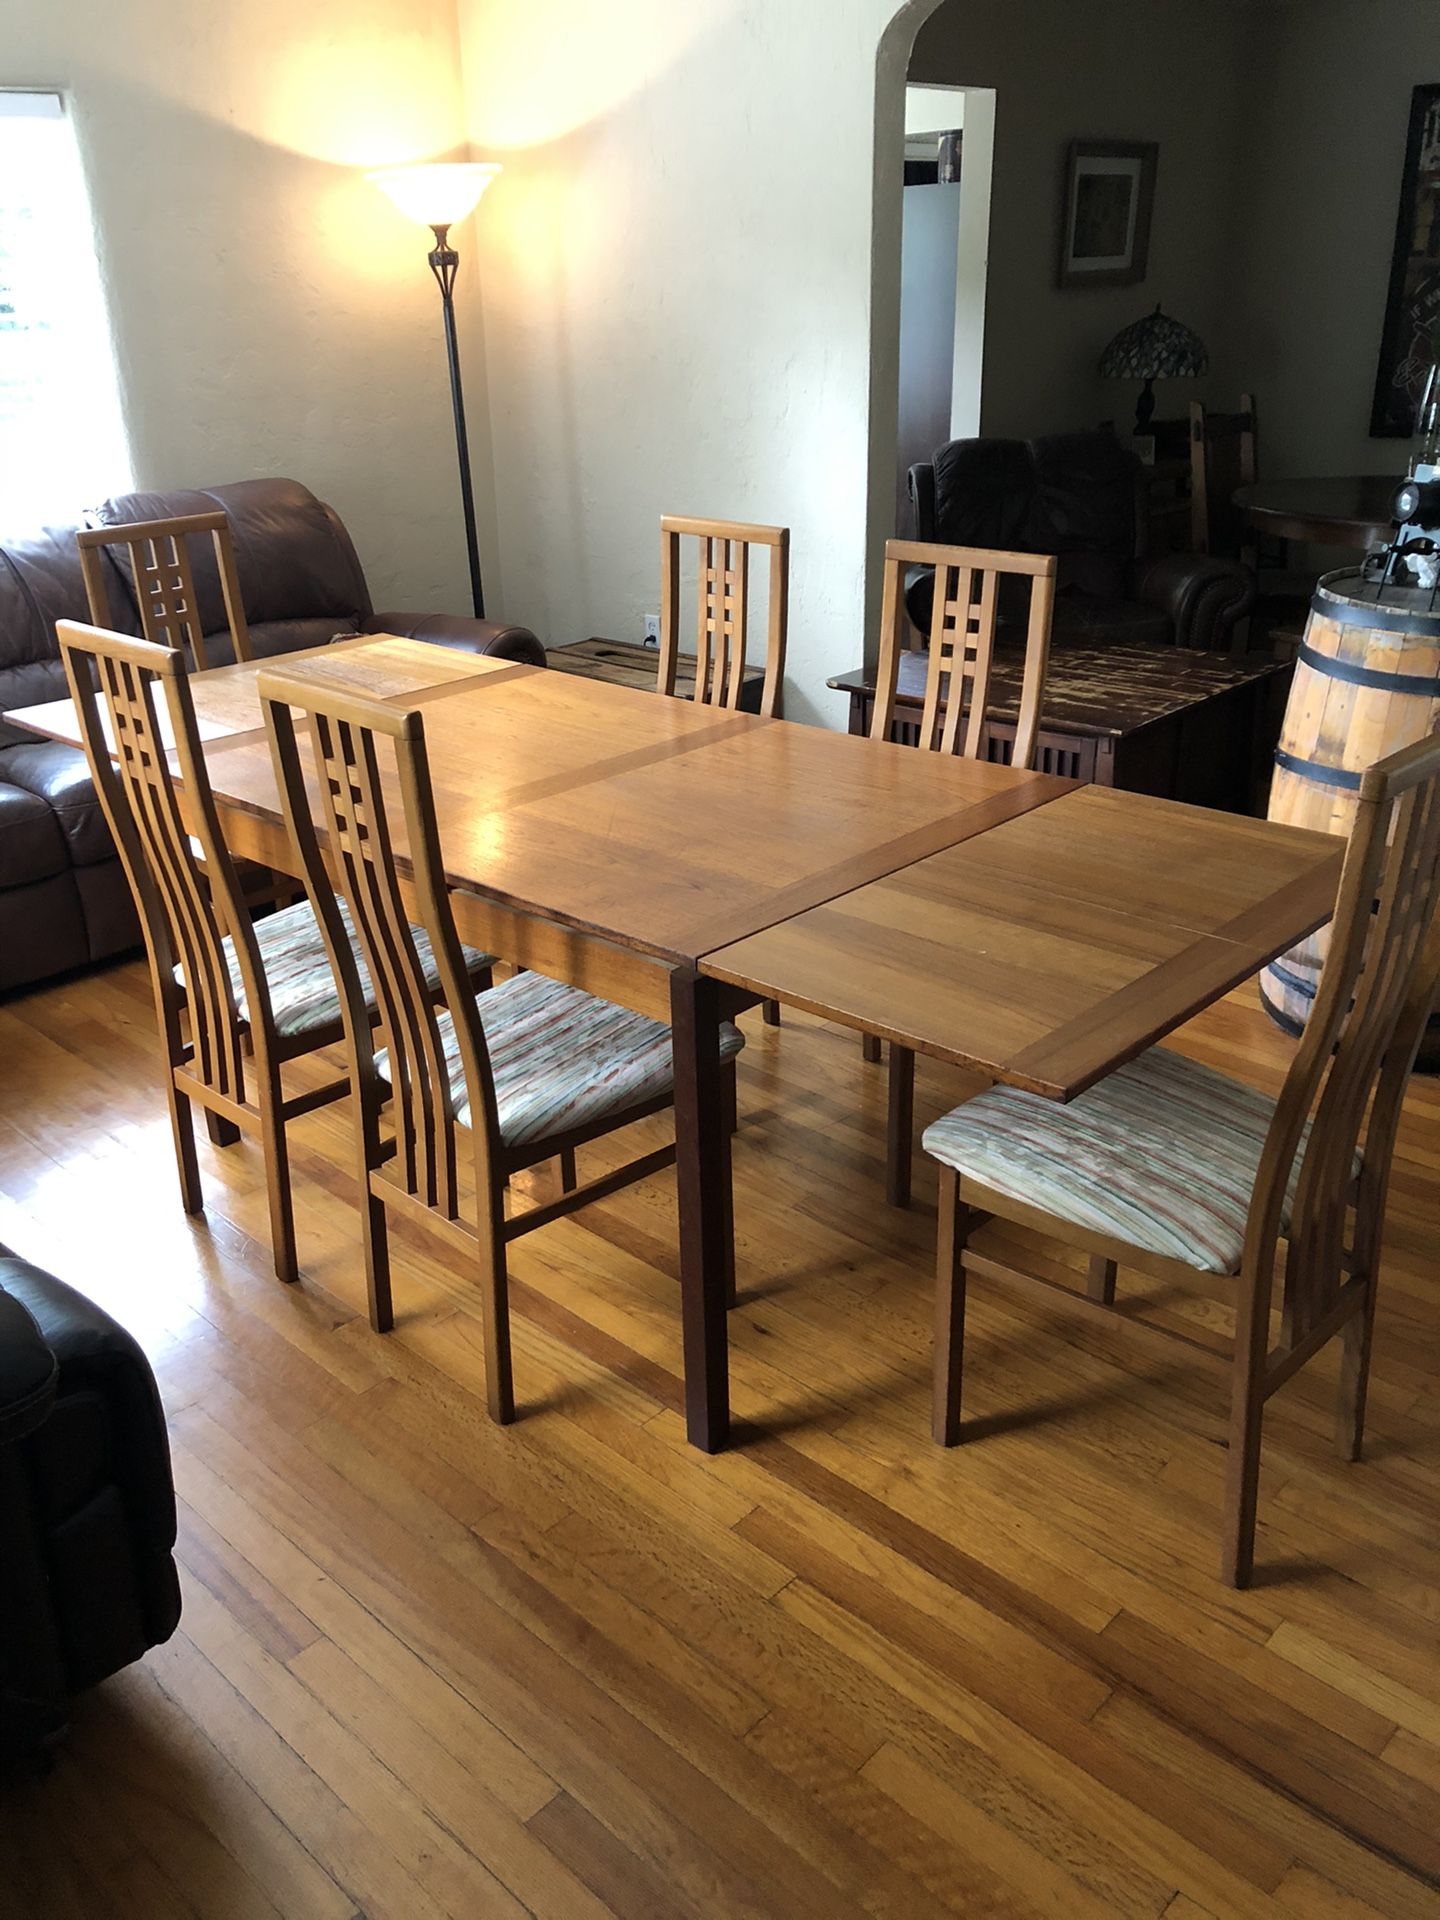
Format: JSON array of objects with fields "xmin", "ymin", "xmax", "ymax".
[
  {"xmin": 1370, "ymin": 82, "xmax": 1440, "ymax": 438},
  {"xmin": 1057, "ymin": 140, "xmax": 1158, "ymax": 290}
]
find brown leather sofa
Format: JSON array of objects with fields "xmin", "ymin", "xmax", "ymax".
[
  {"xmin": 0, "ymin": 478, "xmax": 544, "ymax": 994},
  {"xmin": 906, "ymin": 429, "xmax": 1255, "ymax": 651},
  {"xmin": 0, "ymin": 1244, "xmax": 182, "ymax": 1760}
]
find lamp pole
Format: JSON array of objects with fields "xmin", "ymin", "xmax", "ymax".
[
  {"xmin": 426, "ymin": 222, "xmax": 485, "ymax": 619},
  {"xmin": 368, "ymin": 162, "xmax": 501, "ymax": 623}
]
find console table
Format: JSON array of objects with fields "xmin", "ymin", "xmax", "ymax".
[{"xmin": 829, "ymin": 640, "xmax": 1291, "ymax": 813}]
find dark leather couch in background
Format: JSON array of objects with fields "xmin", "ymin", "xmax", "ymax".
[
  {"xmin": 0, "ymin": 1247, "xmax": 180, "ymax": 1761},
  {"xmin": 906, "ymin": 430, "xmax": 1255, "ymax": 652},
  {"xmin": 0, "ymin": 477, "xmax": 544, "ymax": 994}
]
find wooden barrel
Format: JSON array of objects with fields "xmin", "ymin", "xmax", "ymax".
[{"xmin": 1260, "ymin": 568, "xmax": 1440, "ymax": 1069}]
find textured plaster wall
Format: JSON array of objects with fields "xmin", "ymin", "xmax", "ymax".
[
  {"xmin": 1229, "ymin": 1, "xmax": 1440, "ymax": 477},
  {"xmin": 455, "ymin": 0, "xmax": 940, "ymax": 725},
  {"xmin": 0, "ymin": 0, "xmax": 488, "ymax": 613},
  {"xmin": 910, "ymin": 0, "xmax": 1254, "ymax": 445}
]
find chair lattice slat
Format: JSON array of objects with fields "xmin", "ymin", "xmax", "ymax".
[
  {"xmin": 871, "ymin": 540, "xmax": 1056, "ymax": 773},
  {"xmin": 76, "ymin": 510, "xmax": 253, "ymax": 672},
  {"xmin": 659, "ymin": 515, "xmax": 788, "ymax": 719}
]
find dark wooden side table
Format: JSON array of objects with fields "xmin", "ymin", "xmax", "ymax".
[
  {"xmin": 546, "ymin": 638, "xmax": 766, "ymax": 711},
  {"xmin": 829, "ymin": 640, "xmax": 1293, "ymax": 814}
]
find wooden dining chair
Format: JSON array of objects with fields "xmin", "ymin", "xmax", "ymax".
[
  {"xmin": 659, "ymin": 513, "xmax": 789, "ymax": 1029},
  {"xmin": 924, "ymin": 730, "xmax": 1440, "ymax": 1586},
  {"xmin": 658, "ymin": 515, "xmax": 788, "ymax": 720},
  {"xmin": 76, "ymin": 511, "xmax": 253, "ymax": 671},
  {"xmin": 868, "ymin": 539, "xmax": 1058, "ymax": 1208},
  {"xmin": 1188, "ymin": 393, "xmax": 1257, "ymax": 564},
  {"xmin": 77, "ymin": 511, "xmax": 299, "ymax": 912},
  {"xmin": 258, "ymin": 668, "xmax": 745, "ymax": 1414},
  {"xmin": 56, "ymin": 620, "xmax": 491, "ymax": 1288}
]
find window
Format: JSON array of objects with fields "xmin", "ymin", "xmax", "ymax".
[{"xmin": 0, "ymin": 90, "xmax": 130, "ymax": 529}]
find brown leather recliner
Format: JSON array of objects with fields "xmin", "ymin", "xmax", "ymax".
[
  {"xmin": 0, "ymin": 477, "xmax": 544, "ymax": 995},
  {"xmin": 905, "ymin": 429, "xmax": 1255, "ymax": 651}
]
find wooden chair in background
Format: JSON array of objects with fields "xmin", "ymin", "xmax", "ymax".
[
  {"xmin": 658, "ymin": 515, "xmax": 788, "ymax": 720},
  {"xmin": 924, "ymin": 729, "xmax": 1440, "ymax": 1585},
  {"xmin": 76, "ymin": 511, "xmax": 253, "ymax": 670},
  {"xmin": 56, "ymin": 624, "xmax": 364, "ymax": 1284},
  {"xmin": 659, "ymin": 513, "xmax": 789, "ymax": 1027},
  {"xmin": 259, "ymin": 670, "xmax": 744, "ymax": 1412},
  {"xmin": 1188, "ymin": 393, "xmax": 1257, "ymax": 566},
  {"xmin": 77, "ymin": 512, "xmax": 296, "ymax": 911},
  {"xmin": 868, "ymin": 539, "xmax": 1058, "ymax": 1207}
]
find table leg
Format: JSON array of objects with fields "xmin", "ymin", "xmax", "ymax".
[{"xmin": 670, "ymin": 966, "xmax": 733, "ymax": 1451}]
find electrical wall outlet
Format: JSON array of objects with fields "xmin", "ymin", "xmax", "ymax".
[{"xmin": 643, "ymin": 613, "xmax": 661, "ymax": 646}]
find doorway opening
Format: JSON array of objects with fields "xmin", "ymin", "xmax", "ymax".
[{"xmin": 895, "ymin": 81, "xmax": 994, "ymax": 533}]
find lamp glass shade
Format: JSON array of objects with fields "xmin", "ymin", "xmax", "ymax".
[
  {"xmin": 1098, "ymin": 305, "xmax": 1208, "ymax": 382},
  {"xmin": 368, "ymin": 162, "xmax": 501, "ymax": 229}
]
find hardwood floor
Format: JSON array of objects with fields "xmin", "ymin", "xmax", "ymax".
[{"xmin": 1, "ymin": 956, "xmax": 1438, "ymax": 1918}]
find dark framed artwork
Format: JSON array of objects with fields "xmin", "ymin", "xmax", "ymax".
[
  {"xmin": 1371, "ymin": 83, "xmax": 1440, "ymax": 437},
  {"xmin": 1057, "ymin": 140, "xmax": 1157, "ymax": 290}
]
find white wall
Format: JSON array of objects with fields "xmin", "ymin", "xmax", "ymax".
[
  {"xmin": 1231, "ymin": 1, "xmax": 1440, "ymax": 476},
  {"xmin": 0, "ymin": 0, "xmax": 482, "ymax": 613},
  {"xmin": 910, "ymin": 0, "xmax": 1254, "ymax": 442},
  {"xmin": 457, "ymin": 0, "xmax": 939, "ymax": 723}
]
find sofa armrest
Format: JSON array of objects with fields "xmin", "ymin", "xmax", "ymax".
[
  {"xmin": 0, "ymin": 1267, "xmax": 58, "ymax": 1447},
  {"xmin": 1131, "ymin": 552, "xmax": 1256, "ymax": 652},
  {"xmin": 364, "ymin": 610, "xmax": 545, "ymax": 667},
  {"xmin": 907, "ymin": 462, "xmax": 937, "ymax": 542}
]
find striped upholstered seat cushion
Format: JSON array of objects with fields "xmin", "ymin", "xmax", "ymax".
[
  {"xmin": 376, "ymin": 968, "xmax": 745, "ymax": 1148},
  {"xmin": 923, "ymin": 1046, "xmax": 1354, "ymax": 1276},
  {"xmin": 177, "ymin": 900, "xmax": 493, "ymax": 1042}
]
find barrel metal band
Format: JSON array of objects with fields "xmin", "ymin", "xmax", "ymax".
[
  {"xmin": 1299, "ymin": 641, "xmax": 1440, "ymax": 697},
  {"xmin": 1314, "ymin": 590, "xmax": 1440, "ymax": 637},
  {"xmin": 1272, "ymin": 749, "xmax": 1364, "ymax": 791}
]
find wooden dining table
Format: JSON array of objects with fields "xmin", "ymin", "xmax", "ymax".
[{"xmin": 6, "ymin": 633, "xmax": 1345, "ymax": 1451}]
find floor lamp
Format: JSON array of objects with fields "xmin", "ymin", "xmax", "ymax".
[{"xmin": 369, "ymin": 162, "xmax": 501, "ymax": 619}]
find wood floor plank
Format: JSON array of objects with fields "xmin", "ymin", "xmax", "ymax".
[{"xmin": 2, "ymin": 964, "xmax": 1438, "ymax": 1916}]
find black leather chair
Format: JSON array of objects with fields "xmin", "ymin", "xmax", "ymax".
[
  {"xmin": 906, "ymin": 429, "xmax": 1255, "ymax": 652},
  {"xmin": 0, "ymin": 1248, "xmax": 181, "ymax": 1762}
]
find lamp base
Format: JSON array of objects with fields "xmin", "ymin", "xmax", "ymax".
[{"xmin": 1133, "ymin": 378, "xmax": 1157, "ymax": 436}]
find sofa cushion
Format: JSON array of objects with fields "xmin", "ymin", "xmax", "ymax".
[
  {"xmin": 0, "ymin": 778, "xmax": 66, "ymax": 886},
  {"xmin": 1, "ymin": 740, "xmax": 113, "ymax": 866},
  {"xmin": 91, "ymin": 478, "xmax": 371, "ymax": 636},
  {"xmin": 0, "ymin": 874, "xmax": 89, "ymax": 990}
]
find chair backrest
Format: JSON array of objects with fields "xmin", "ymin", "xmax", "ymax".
[
  {"xmin": 658, "ymin": 515, "xmax": 789, "ymax": 720},
  {"xmin": 258, "ymin": 669, "xmax": 492, "ymax": 1219},
  {"xmin": 76, "ymin": 512, "xmax": 252, "ymax": 672},
  {"xmin": 1188, "ymin": 394, "xmax": 1257, "ymax": 557},
  {"xmin": 56, "ymin": 621, "xmax": 267, "ymax": 1100},
  {"xmin": 1246, "ymin": 730, "xmax": 1440, "ymax": 1338},
  {"xmin": 869, "ymin": 539, "xmax": 1056, "ymax": 767}
]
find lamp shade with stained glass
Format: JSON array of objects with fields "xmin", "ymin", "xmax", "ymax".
[{"xmin": 1099, "ymin": 304, "xmax": 1209, "ymax": 434}]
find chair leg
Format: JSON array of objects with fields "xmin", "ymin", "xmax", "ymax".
[
  {"xmin": 361, "ymin": 1185, "xmax": 393, "ymax": 1334},
  {"xmin": 204, "ymin": 1109, "xmax": 242, "ymax": 1148},
  {"xmin": 257, "ymin": 1064, "xmax": 300, "ymax": 1287},
  {"xmin": 861, "ymin": 1032, "xmax": 882, "ymax": 1065},
  {"xmin": 477, "ymin": 1187, "xmax": 515, "ymax": 1424},
  {"xmin": 1086, "ymin": 1255, "xmax": 1118, "ymax": 1304},
  {"xmin": 932, "ymin": 1168, "xmax": 969, "ymax": 1445},
  {"xmin": 762, "ymin": 998, "xmax": 780, "ymax": 1027},
  {"xmin": 166, "ymin": 1081, "xmax": 203, "ymax": 1216},
  {"xmin": 720, "ymin": 1060, "xmax": 738, "ymax": 1137},
  {"xmin": 1337, "ymin": 1277, "xmax": 1379, "ymax": 1464},
  {"xmin": 885, "ymin": 1044, "xmax": 915, "ymax": 1209},
  {"xmin": 1222, "ymin": 1369, "xmax": 1265, "ymax": 1589}
]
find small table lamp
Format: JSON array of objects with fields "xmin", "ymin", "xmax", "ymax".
[
  {"xmin": 1099, "ymin": 303, "xmax": 1208, "ymax": 435},
  {"xmin": 369, "ymin": 162, "xmax": 502, "ymax": 618}
]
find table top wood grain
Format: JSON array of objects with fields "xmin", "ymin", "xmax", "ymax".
[
  {"xmin": 827, "ymin": 637, "xmax": 1291, "ymax": 740},
  {"xmin": 699, "ymin": 783, "xmax": 1343, "ymax": 1099},
  {"xmin": 6, "ymin": 633, "xmax": 1342, "ymax": 1099}
]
